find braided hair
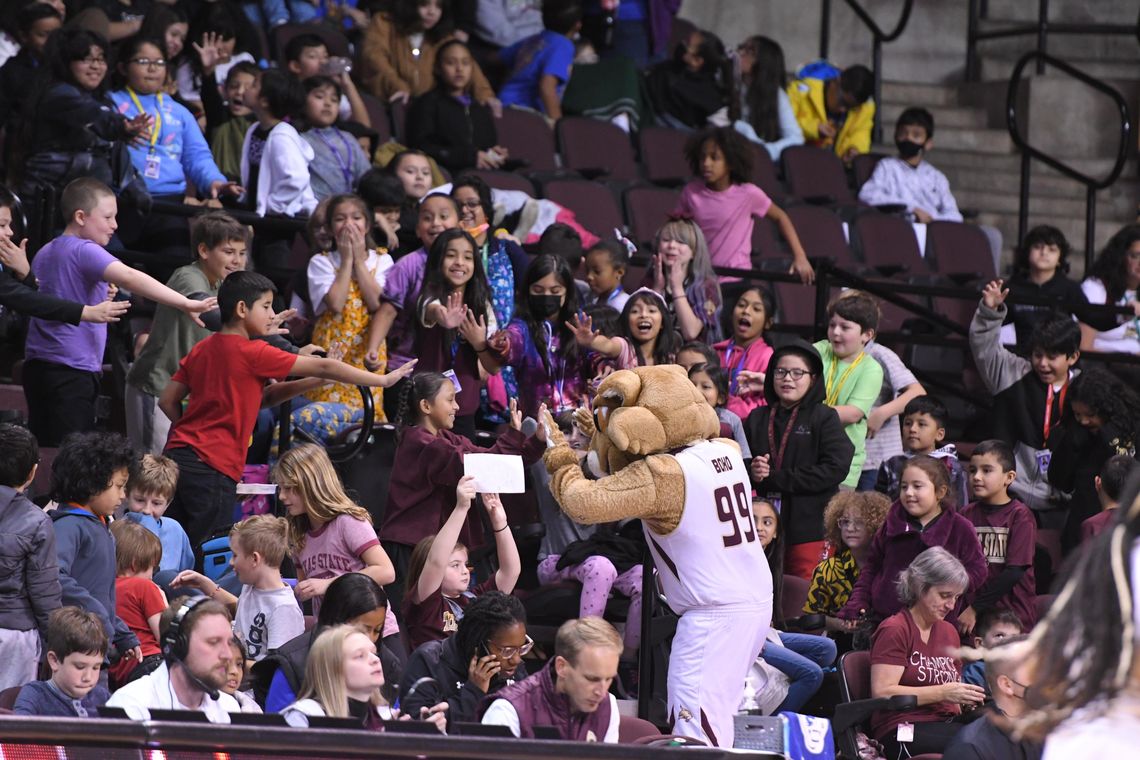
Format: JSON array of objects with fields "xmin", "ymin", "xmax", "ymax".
[
  {"xmin": 395, "ymin": 371, "xmax": 452, "ymax": 432},
  {"xmin": 454, "ymin": 591, "xmax": 527, "ymax": 667}
]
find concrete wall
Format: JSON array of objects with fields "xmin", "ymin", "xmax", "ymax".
[{"xmin": 678, "ymin": 0, "xmax": 971, "ymax": 84}]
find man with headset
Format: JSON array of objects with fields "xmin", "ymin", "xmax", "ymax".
[{"xmin": 106, "ymin": 597, "xmax": 241, "ymax": 721}]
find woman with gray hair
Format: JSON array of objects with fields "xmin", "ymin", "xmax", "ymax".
[{"xmin": 869, "ymin": 547, "xmax": 987, "ymax": 759}]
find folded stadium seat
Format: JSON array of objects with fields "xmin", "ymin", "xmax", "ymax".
[
  {"xmin": 273, "ymin": 22, "xmax": 351, "ymax": 67},
  {"xmin": 556, "ymin": 117, "xmax": 640, "ymax": 181},
  {"xmin": 785, "ymin": 204, "xmax": 861, "ymax": 271},
  {"xmin": 782, "ymin": 145, "xmax": 856, "ymax": 206},
  {"xmin": 850, "ymin": 212, "xmax": 930, "ymax": 276},
  {"xmin": 638, "ymin": 126, "xmax": 691, "ymax": 185},
  {"xmin": 750, "ymin": 144, "xmax": 787, "ymax": 206},
  {"xmin": 466, "ymin": 169, "xmax": 536, "ymax": 197},
  {"xmin": 358, "ymin": 93, "xmax": 393, "ymax": 145},
  {"xmin": 543, "ymin": 178, "xmax": 624, "ymax": 239},
  {"xmin": 924, "ymin": 221, "xmax": 996, "ymax": 282},
  {"xmin": 389, "ymin": 98, "xmax": 408, "ymax": 144},
  {"xmin": 750, "ymin": 216, "xmax": 785, "ymax": 266},
  {"xmin": 851, "ymin": 152, "xmax": 886, "ymax": 193},
  {"xmin": 782, "ymin": 574, "xmax": 811, "ymax": 623},
  {"xmin": 773, "ymin": 281, "xmax": 817, "ymax": 327},
  {"xmin": 622, "ymin": 261, "xmax": 649, "ymax": 292},
  {"xmin": 623, "ymin": 185, "xmax": 680, "ymax": 249},
  {"xmin": 497, "ymin": 107, "xmax": 558, "ymax": 172}
]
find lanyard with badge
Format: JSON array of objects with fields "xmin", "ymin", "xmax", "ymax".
[
  {"xmin": 315, "ymin": 128, "xmax": 355, "ymax": 190},
  {"xmin": 127, "ymin": 87, "xmax": 163, "ymax": 179},
  {"xmin": 1037, "ymin": 380, "xmax": 1068, "ymax": 475},
  {"xmin": 824, "ymin": 351, "xmax": 865, "ymax": 406},
  {"xmin": 764, "ymin": 406, "xmax": 799, "ymax": 513},
  {"xmin": 723, "ymin": 344, "xmax": 747, "ymax": 395}
]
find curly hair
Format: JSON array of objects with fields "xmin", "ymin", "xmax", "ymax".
[
  {"xmin": 51, "ymin": 432, "xmax": 134, "ymax": 505},
  {"xmin": 684, "ymin": 126, "xmax": 753, "ymax": 185},
  {"xmin": 1088, "ymin": 223, "xmax": 1140, "ymax": 305},
  {"xmin": 1068, "ymin": 368, "xmax": 1140, "ymax": 443},
  {"xmin": 822, "ymin": 490, "xmax": 890, "ymax": 548}
]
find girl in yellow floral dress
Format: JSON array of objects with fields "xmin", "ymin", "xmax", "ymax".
[{"xmin": 304, "ymin": 193, "xmax": 395, "ymax": 425}]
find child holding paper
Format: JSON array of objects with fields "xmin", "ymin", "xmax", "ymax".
[{"xmin": 402, "ymin": 476, "xmax": 520, "ymax": 650}]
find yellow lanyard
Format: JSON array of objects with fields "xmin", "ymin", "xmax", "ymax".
[
  {"xmin": 825, "ymin": 350, "xmax": 865, "ymax": 406},
  {"xmin": 126, "ymin": 87, "xmax": 162, "ymax": 152}
]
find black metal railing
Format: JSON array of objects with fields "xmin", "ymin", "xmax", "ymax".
[
  {"xmin": 819, "ymin": 0, "xmax": 915, "ymax": 144},
  {"xmin": 1005, "ymin": 51, "xmax": 1133, "ymax": 272},
  {"xmin": 966, "ymin": 0, "xmax": 1140, "ymax": 82}
]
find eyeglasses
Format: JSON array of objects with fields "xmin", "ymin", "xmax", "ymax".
[
  {"xmin": 457, "ymin": 200, "xmax": 482, "ymax": 210},
  {"xmin": 79, "ymin": 55, "xmax": 107, "ymax": 66},
  {"xmin": 489, "ymin": 635, "xmax": 534, "ymax": 659},
  {"xmin": 837, "ymin": 518, "xmax": 866, "ymax": 530},
  {"xmin": 130, "ymin": 57, "xmax": 167, "ymax": 69},
  {"xmin": 773, "ymin": 368, "xmax": 812, "ymax": 380}
]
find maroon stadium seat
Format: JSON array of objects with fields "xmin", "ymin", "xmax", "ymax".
[
  {"xmin": 466, "ymin": 169, "xmax": 536, "ymax": 197},
  {"xmin": 639, "ymin": 126, "xmax": 691, "ymax": 184},
  {"xmin": 851, "ymin": 152, "xmax": 886, "ymax": 192},
  {"xmin": 556, "ymin": 117, "xmax": 639, "ymax": 181},
  {"xmin": 925, "ymin": 221, "xmax": 996, "ymax": 280},
  {"xmin": 358, "ymin": 93, "xmax": 392, "ymax": 146},
  {"xmin": 750, "ymin": 144, "xmax": 787, "ymax": 206},
  {"xmin": 786, "ymin": 205, "xmax": 858, "ymax": 270},
  {"xmin": 851, "ymin": 212, "xmax": 929, "ymax": 275},
  {"xmin": 543, "ymin": 179, "xmax": 623, "ymax": 239},
  {"xmin": 623, "ymin": 186, "xmax": 680, "ymax": 248},
  {"xmin": 497, "ymin": 107, "xmax": 558, "ymax": 171},
  {"xmin": 782, "ymin": 145, "xmax": 856, "ymax": 205}
]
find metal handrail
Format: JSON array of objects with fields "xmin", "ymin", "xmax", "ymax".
[
  {"xmin": 1005, "ymin": 50, "xmax": 1133, "ymax": 271},
  {"xmin": 819, "ymin": 0, "xmax": 916, "ymax": 144},
  {"xmin": 967, "ymin": 0, "xmax": 1140, "ymax": 82}
]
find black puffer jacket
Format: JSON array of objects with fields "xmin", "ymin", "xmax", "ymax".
[
  {"xmin": 406, "ymin": 88, "xmax": 498, "ymax": 174},
  {"xmin": 0, "ymin": 485, "xmax": 61, "ymax": 634},
  {"xmin": 398, "ymin": 634, "xmax": 527, "ymax": 726},
  {"xmin": 743, "ymin": 341, "xmax": 854, "ymax": 545}
]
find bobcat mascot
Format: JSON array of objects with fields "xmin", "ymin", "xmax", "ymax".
[{"xmin": 543, "ymin": 364, "xmax": 773, "ymax": 747}]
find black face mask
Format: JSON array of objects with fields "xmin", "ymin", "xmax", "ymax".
[
  {"xmin": 527, "ymin": 293, "xmax": 562, "ymax": 319},
  {"xmin": 896, "ymin": 139, "xmax": 924, "ymax": 159}
]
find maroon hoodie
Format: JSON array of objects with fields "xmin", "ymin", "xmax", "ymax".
[
  {"xmin": 380, "ymin": 426, "xmax": 545, "ymax": 549},
  {"xmin": 838, "ymin": 500, "xmax": 988, "ymax": 625},
  {"xmin": 478, "ymin": 659, "xmax": 613, "ymax": 741}
]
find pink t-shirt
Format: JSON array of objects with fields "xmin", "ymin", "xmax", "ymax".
[
  {"xmin": 295, "ymin": 514, "xmax": 382, "ymax": 618},
  {"xmin": 677, "ymin": 181, "xmax": 772, "ymax": 272}
]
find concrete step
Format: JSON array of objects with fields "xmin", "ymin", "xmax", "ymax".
[
  {"xmin": 879, "ymin": 102, "xmax": 989, "ymax": 129},
  {"xmin": 940, "ymin": 164, "xmax": 1140, "ymax": 202},
  {"xmin": 956, "ymin": 186, "xmax": 1136, "ymax": 220},
  {"xmin": 891, "ymin": 125, "xmax": 1015, "ymax": 154},
  {"xmin": 977, "ymin": 54, "xmax": 1140, "ymax": 84},
  {"xmin": 905, "ymin": 147, "xmax": 1140, "ymax": 179},
  {"xmin": 880, "ymin": 81, "xmax": 960, "ymax": 108},
  {"xmin": 982, "ymin": 0, "xmax": 1138, "ymax": 23}
]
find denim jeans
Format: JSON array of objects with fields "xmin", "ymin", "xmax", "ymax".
[
  {"xmin": 763, "ymin": 632, "xmax": 837, "ymax": 713},
  {"xmin": 242, "ymin": 0, "xmax": 320, "ymax": 28}
]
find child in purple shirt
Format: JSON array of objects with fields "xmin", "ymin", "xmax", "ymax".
[
  {"xmin": 676, "ymin": 127, "xmax": 813, "ymax": 284},
  {"xmin": 23, "ymin": 178, "xmax": 215, "ymax": 445}
]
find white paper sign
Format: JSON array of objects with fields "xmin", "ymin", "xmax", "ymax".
[{"xmin": 463, "ymin": 453, "xmax": 525, "ymax": 493}]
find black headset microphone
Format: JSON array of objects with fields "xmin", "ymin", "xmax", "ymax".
[{"xmin": 162, "ymin": 597, "xmax": 221, "ymax": 701}]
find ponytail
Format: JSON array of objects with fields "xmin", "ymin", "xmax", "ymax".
[{"xmin": 396, "ymin": 371, "xmax": 451, "ymax": 433}]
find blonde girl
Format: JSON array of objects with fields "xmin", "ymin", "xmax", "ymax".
[{"xmin": 648, "ymin": 217, "xmax": 723, "ymax": 343}]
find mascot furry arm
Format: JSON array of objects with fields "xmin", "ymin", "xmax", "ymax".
[{"xmin": 542, "ymin": 365, "xmax": 738, "ymax": 536}]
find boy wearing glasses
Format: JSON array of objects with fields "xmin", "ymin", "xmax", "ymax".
[{"xmin": 743, "ymin": 341, "xmax": 855, "ymax": 578}]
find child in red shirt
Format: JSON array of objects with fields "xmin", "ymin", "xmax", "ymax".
[
  {"xmin": 160, "ymin": 270, "xmax": 418, "ymax": 549},
  {"xmin": 108, "ymin": 520, "xmax": 167, "ymax": 688}
]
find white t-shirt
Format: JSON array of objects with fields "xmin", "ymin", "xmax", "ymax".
[
  {"xmin": 105, "ymin": 662, "xmax": 241, "ymax": 722},
  {"xmin": 1081, "ymin": 277, "xmax": 1139, "ymax": 354},
  {"xmin": 307, "ymin": 249, "xmax": 395, "ymax": 317},
  {"xmin": 234, "ymin": 584, "xmax": 305, "ymax": 661},
  {"xmin": 481, "ymin": 694, "xmax": 620, "ymax": 742}
]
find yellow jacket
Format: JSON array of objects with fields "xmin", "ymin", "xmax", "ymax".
[{"xmin": 786, "ymin": 77, "xmax": 875, "ymax": 157}]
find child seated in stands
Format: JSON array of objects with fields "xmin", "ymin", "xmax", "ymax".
[
  {"xmin": 208, "ymin": 61, "xmax": 260, "ymax": 183},
  {"xmin": 838, "ymin": 456, "xmax": 988, "ymax": 630},
  {"xmin": 677, "ymin": 127, "xmax": 813, "ymax": 283},
  {"xmin": 13, "ymin": 608, "xmax": 110, "ymax": 717},
  {"xmin": 108, "ymin": 521, "xmax": 167, "ymax": 687},
  {"xmin": 732, "ymin": 36, "xmax": 804, "ymax": 160},
  {"xmin": 538, "ymin": 222, "xmax": 589, "ymax": 301},
  {"xmin": 714, "ymin": 285, "xmax": 775, "ymax": 419},
  {"xmin": 408, "ymin": 40, "xmax": 509, "ymax": 174},
  {"xmin": 497, "ymin": 1, "xmax": 582, "ymax": 119},
  {"xmin": 51, "ymin": 433, "xmax": 141, "ymax": 667},
  {"xmin": 875, "ymin": 395, "xmax": 969, "ymax": 508},
  {"xmin": 569, "ymin": 288, "xmax": 680, "ymax": 368},
  {"xmin": 1000, "ymin": 225, "xmax": 1087, "ymax": 351},
  {"xmin": 123, "ymin": 458, "xmax": 191, "ymax": 587},
  {"xmin": 816, "ymin": 291, "xmax": 885, "ymax": 490},
  {"xmin": 859, "ymin": 338, "xmax": 926, "ymax": 491},
  {"xmin": 175, "ymin": 3, "xmax": 256, "ymax": 112},
  {"xmin": 959, "ymin": 608, "xmax": 1023, "ymax": 693},
  {"xmin": 386, "ymin": 150, "xmax": 438, "ymax": 254},
  {"xmin": 357, "ymin": 170, "xmax": 407, "ymax": 252},
  {"xmin": 787, "ymin": 63, "xmax": 874, "ymax": 162},
  {"xmin": 960, "ymin": 440, "xmax": 1037, "ymax": 635},
  {"xmin": 688, "ymin": 363, "xmax": 751, "ymax": 458},
  {"xmin": 300, "ymin": 77, "xmax": 372, "ymax": 201},
  {"xmin": 413, "ymin": 228, "xmax": 500, "ymax": 437},
  {"xmin": 125, "ymin": 211, "xmax": 248, "ymax": 456},
  {"xmin": 1082, "ymin": 454, "xmax": 1139, "ymax": 543},
  {"xmin": 647, "ymin": 218, "xmax": 723, "ymax": 343},
  {"xmin": 804, "ymin": 491, "xmax": 890, "ymax": 638},
  {"xmin": 240, "ymin": 69, "xmax": 317, "ymax": 218},
  {"xmin": 22, "ymin": 178, "xmax": 215, "ymax": 446},
  {"xmin": 970, "ymin": 279, "xmax": 1081, "ymax": 520},
  {"xmin": 284, "ymin": 33, "xmax": 368, "ymax": 126},
  {"xmin": 222, "ymin": 636, "xmax": 261, "ymax": 712},
  {"xmin": 644, "ymin": 26, "xmax": 731, "ymax": 130},
  {"xmin": 171, "ymin": 515, "xmax": 305, "ymax": 662},
  {"xmin": 403, "ymin": 476, "xmax": 519, "ymax": 650},
  {"xmin": 582, "ymin": 239, "xmax": 630, "ymax": 312},
  {"xmin": 858, "ymin": 107, "xmax": 962, "ymax": 223}
]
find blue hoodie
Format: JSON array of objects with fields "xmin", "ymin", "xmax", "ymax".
[
  {"xmin": 109, "ymin": 89, "xmax": 226, "ymax": 196},
  {"xmin": 51, "ymin": 507, "xmax": 139, "ymax": 654}
]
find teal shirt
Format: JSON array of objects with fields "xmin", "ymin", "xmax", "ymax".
[{"xmin": 813, "ymin": 340, "xmax": 884, "ymax": 487}]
